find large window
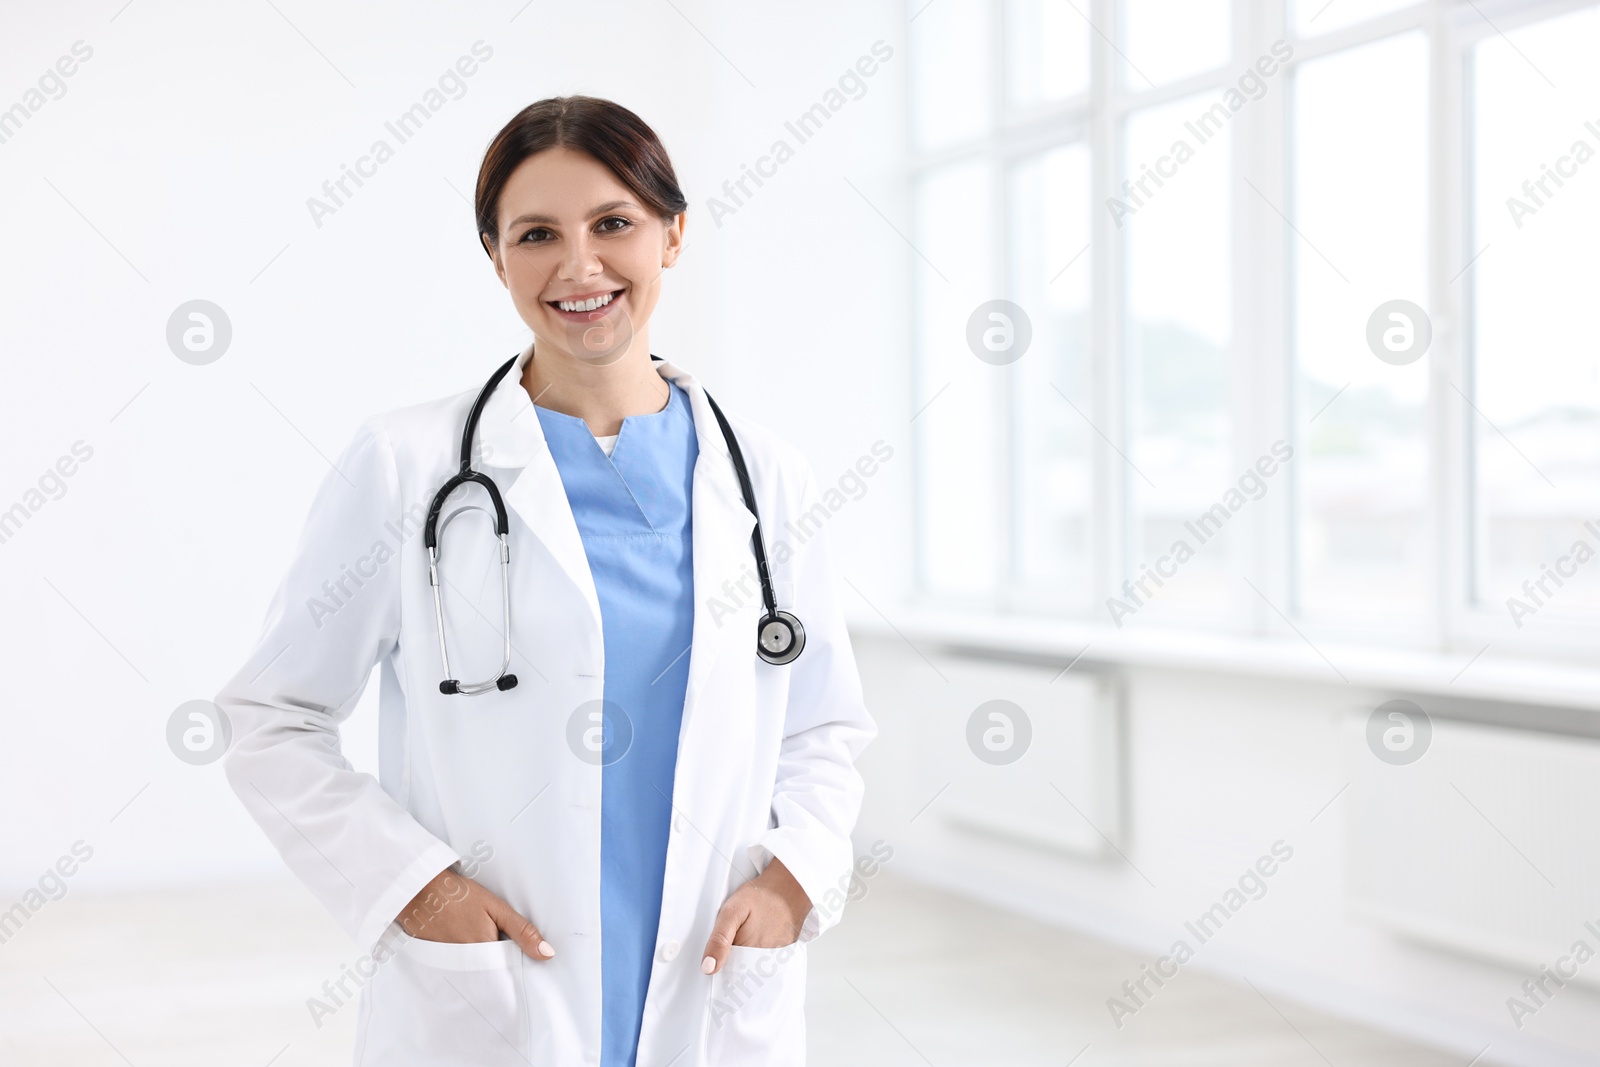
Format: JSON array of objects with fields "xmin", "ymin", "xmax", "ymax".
[
  {"xmin": 1011, "ymin": 143, "xmax": 1094, "ymax": 602},
  {"xmin": 1468, "ymin": 6, "xmax": 1600, "ymax": 623},
  {"xmin": 909, "ymin": 0, "xmax": 1600, "ymax": 659},
  {"xmin": 1124, "ymin": 93, "xmax": 1233, "ymax": 622},
  {"xmin": 1291, "ymin": 32, "xmax": 1429, "ymax": 625}
]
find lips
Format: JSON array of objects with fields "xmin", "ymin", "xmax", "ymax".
[{"xmin": 547, "ymin": 288, "xmax": 625, "ymax": 321}]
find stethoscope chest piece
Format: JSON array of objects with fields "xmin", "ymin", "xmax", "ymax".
[{"xmin": 757, "ymin": 610, "xmax": 805, "ymax": 665}]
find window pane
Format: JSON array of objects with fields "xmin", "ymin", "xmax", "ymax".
[
  {"xmin": 1290, "ymin": 0, "xmax": 1417, "ymax": 38},
  {"xmin": 1471, "ymin": 7, "xmax": 1600, "ymax": 618},
  {"xmin": 1007, "ymin": 0, "xmax": 1089, "ymax": 107},
  {"xmin": 1123, "ymin": 94, "xmax": 1232, "ymax": 621},
  {"xmin": 914, "ymin": 161, "xmax": 1002, "ymax": 596},
  {"xmin": 910, "ymin": 0, "xmax": 992, "ymax": 151},
  {"xmin": 1291, "ymin": 33, "xmax": 1429, "ymax": 620},
  {"xmin": 1011, "ymin": 143, "xmax": 1092, "ymax": 601},
  {"xmin": 1122, "ymin": 0, "xmax": 1229, "ymax": 89}
]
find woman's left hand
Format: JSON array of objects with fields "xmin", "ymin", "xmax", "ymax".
[{"xmin": 699, "ymin": 857, "xmax": 811, "ymax": 975}]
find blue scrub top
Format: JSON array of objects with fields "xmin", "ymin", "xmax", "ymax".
[{"xmin": 535, "ymin": 380, "xmax": 698, "ymax": 1067}]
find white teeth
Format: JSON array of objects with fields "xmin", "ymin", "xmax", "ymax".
[{"xmin": 556, "ymin": 291, "xmax": 615, "ymax": 312}]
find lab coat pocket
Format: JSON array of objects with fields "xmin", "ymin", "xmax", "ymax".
[
  {"xmin": 357, "ymin": 931, "xmax": 530, "ymax": 1066},
  {"xmin": 705, "ymin": 941, "xmax": 807, "ymax": 1065}
]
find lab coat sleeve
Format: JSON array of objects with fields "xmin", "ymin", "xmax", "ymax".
[
  {"xmin": 215, "ymin": 417, "xmax": 461, "ymax": 952},
  {"xmin": 751, "ymin": 462, "xmax": 877, "ymax": 943}
]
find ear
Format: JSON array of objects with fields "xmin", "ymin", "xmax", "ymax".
[
  {"xmin": 661, "ymin": 211, "xmax": 686, "ymax": 269},
  {"xmin": 482, "ymin": 233, "xmax": 507, "ymax": 286}
]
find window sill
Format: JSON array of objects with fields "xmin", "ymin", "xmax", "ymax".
[{"xmin": 846, "ymin": 604, "xmax": 1600, "ymax": 719}]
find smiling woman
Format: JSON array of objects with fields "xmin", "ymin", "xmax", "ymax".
[
  {"xmin": 473, "ymin": 96, "xmax": 690, "ymax": 412},
  {"xmin": 216, "ymin": 93, "xmax": 874, "ymax": 1067}
]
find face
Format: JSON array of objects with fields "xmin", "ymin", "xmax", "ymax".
[{"xmin": 484, "ymin": 146, "xmax": 685, "ymax": 367}]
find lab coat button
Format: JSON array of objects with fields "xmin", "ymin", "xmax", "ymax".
[
  {"xmin": 660, "ymin": 939, "xmax": 680, "ymax": 962},
  {"xmin": 673, "ymin": 813, "xmax": 688, "ymax": 833}
]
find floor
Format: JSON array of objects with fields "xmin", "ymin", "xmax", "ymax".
[{"xmin": 0, "ymin": 871, "xmax": 1463, "ymax": 1065}]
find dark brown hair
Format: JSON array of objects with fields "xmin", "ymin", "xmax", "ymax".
[{"xmin": 474, "ymin": 96, "xmax": 688, "ymax": 259}]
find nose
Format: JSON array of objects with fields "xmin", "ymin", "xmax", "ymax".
[{"xmin": 557, "ymin": 229, "xmax": 603, "ymax": 284}]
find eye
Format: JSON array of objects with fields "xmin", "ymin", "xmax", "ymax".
[
  {"xmin": 597, "ymin": 215, "xmax": 632, "ymax": 234},
  {"xmin": 517, "ymin": 227, "xmax": 552, "ymax": 244}
]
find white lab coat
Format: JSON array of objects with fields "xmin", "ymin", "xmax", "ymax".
[{"xmin": 215, "ymin": 349, "xmax": 876, "ymax": 1066}]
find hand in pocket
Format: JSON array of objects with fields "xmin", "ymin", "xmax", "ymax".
[
  {"xmin": 397, "ymin": 866, "xmax": 555, "ymax": 961},
  {"xmin": 699, "ymin": 857, "xmax": 811, "ymax": 975}
]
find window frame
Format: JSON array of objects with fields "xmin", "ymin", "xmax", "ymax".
[{"xmin": 906, "ymin": 0, "xmax": 1600, "ymax": 665}]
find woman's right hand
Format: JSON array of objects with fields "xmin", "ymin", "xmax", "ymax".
[{"xmin": 396, "ymin": 867, "xmax": 555, "ymax": 961}]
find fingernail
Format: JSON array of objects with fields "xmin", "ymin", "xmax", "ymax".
[
  {"xmin": 538, "ymin": 940, "xmax": 554, "ymax": 958},
  {"xmin": 701, "ymin": 955, "xmax": 716, "ymax": 974}
]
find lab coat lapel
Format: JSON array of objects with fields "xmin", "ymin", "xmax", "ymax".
[
  {"xmin": 475, "ymin": 347, "xmax": 602, "ymax": 629},
  {"xmin": 653, "ymin": 357, "xmax": 758, "ymax": 715}
]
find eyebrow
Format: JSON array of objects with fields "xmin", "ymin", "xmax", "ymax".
[{"xmin": 506, "ymin": 200, "xmax": 637, "ymax": 227}]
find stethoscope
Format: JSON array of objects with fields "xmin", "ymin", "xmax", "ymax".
[{"xmin": 423, "ymin": 354, "xmax": 806, "ymax": 696}]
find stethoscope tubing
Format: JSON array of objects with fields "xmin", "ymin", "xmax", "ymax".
[{"xmin": 424, "ymin": 353, "xmax": 804, "ymax": 696}]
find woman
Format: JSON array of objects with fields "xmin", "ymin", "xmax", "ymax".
[{"xmin": 215, "ymin": 96, "xmax": 875, "ymax": 1066}]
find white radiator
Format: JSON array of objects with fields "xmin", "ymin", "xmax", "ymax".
[
  {"xmin": 1344, "ymin": 712, "xmax": 1600, "ymax": 984},
  {"xmin": 915, "ymin": 653, "xmax": 1123, "ymax": 859}
]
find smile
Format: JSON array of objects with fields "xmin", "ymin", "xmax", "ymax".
[{"xmin": 548, "ymin": 289, "xmax": 624, "ymax": 319}]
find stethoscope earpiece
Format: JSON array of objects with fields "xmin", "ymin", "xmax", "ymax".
[{"xmin": 440, "ymin": 674, "xmax": 517, "ymax": 695}]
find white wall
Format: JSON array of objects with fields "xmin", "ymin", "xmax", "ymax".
[
  {"xmin": 849, "ymin": 632, "xmax": 1600, "ymax": 1067},
  {"xmin": 689, "ymin": 6, "xmax": 913, "ymax": 590}
]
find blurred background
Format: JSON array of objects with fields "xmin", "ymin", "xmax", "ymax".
[{"xmin": 2, "ymin": 0, "xmax": 1599, "ymax": 1064}]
